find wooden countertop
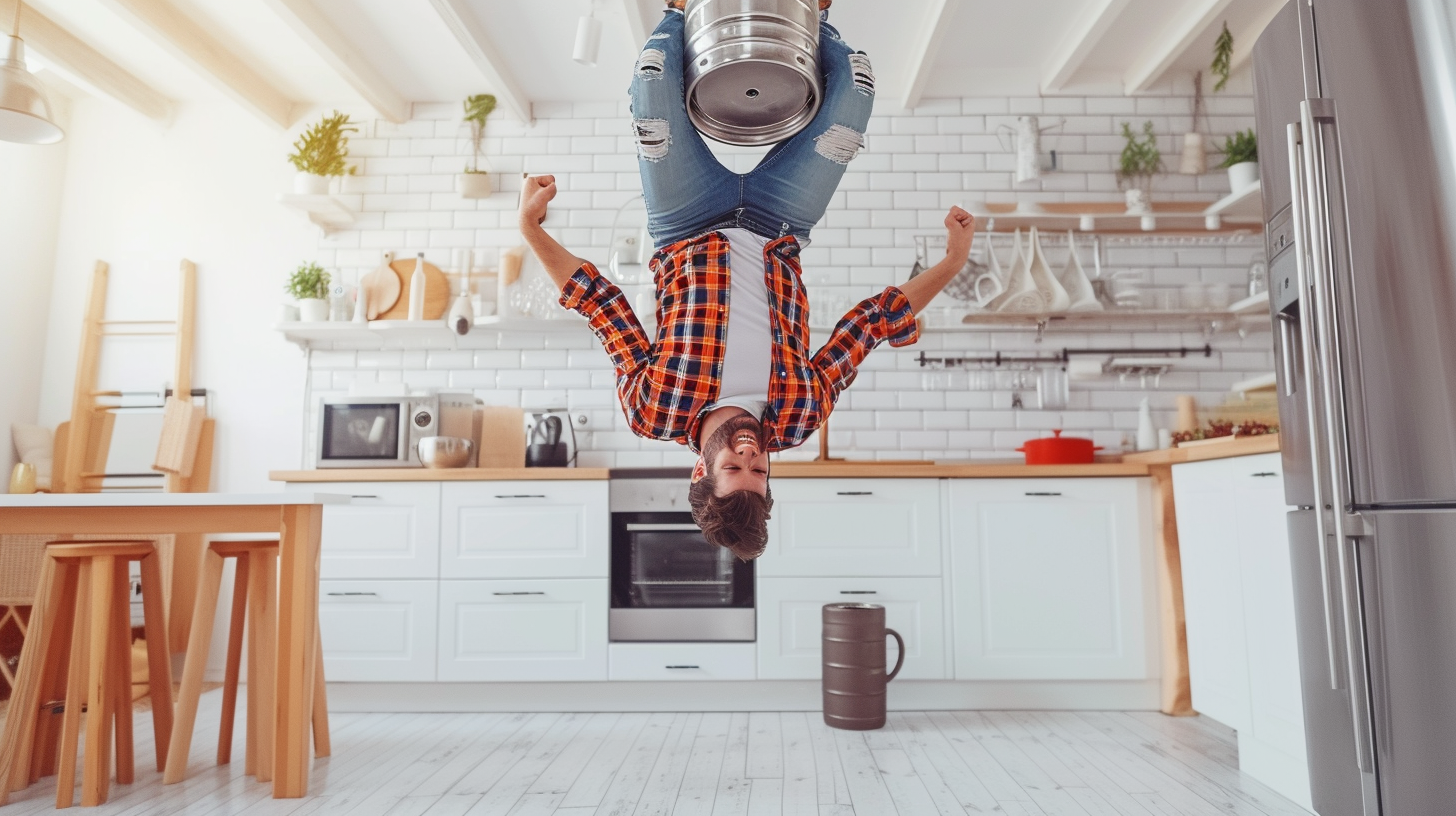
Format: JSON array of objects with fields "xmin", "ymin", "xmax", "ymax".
[
  {"xmin": 1121, "ymin": 433, "xmax": 1281, "ymax": 466},
  {"xmin": 271, "ymin": 462, "xmax": 1151, "ymax": 481},
  {"xmin": 270, "ymin": 468, "xmax": 612, "ymax": 482}
]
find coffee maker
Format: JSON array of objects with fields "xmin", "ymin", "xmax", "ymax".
[{"xmin": 524, "ymin": 409, "xmax": 577, "ymax": 467}]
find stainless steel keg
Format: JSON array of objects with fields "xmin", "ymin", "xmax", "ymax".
[{"xmin": 683, "ymin": 0, "xmax": 822, "ymax": 146}]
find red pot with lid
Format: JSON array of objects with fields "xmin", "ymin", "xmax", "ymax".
[{"xmin": 1016, "ymin": 430, "xmax": 1102, "ymax": 465}]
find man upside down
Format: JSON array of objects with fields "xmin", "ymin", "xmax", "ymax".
[{"xmin": 520, "ymin": 1, "xmax": 976, "ymax": 560}]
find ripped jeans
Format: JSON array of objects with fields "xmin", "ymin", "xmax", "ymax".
[{"xmin": 630, "ymin": 10, "xmax": 874, "ymax": 247}]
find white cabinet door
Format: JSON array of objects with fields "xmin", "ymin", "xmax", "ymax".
[
  {"xmin": 318, "ymin": 580, "xmax": 438, "ymax": 682},
  {"xmin": 440, "ymin": 482, "xmax": 609, "ymax": 579},
  {"xmin": 949, "ymin": 479, "xmax": 1155, "ymax": 680},
  {"xmin": 289, "ymin": 483, "xmax": 441, "ymax": 579},
  {"xmin": 758, "ymin": 479, "xmax": 941, "ymax": 577},
  {"xmin": 609, "ymin": 643, "xmax": 756, "ymax": 681},
  {"xmin": 1173, "ymin": 459, "xmax": 1253, "ymax": 731},
  {"xmin": 756, "ymin": 576, "xmax": 946, "ymax": 680},
  {"xmin": 437, "ymin": 579, "xmax": 608, "ymax": 681}
]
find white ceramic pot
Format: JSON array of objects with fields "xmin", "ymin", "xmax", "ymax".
[
  {"xmin": 1124, "ymin": 188, "xmax": 1152, "ymax": 215},
  {"xmin": 1227, "ymin": 161, "xmax": 1259, "ymax": 192},
  {"xmin": 294, "ymin": 172, "xmax": 331, "ymax": 195},
  {"xmin": 456, "ymin": 172, "xmax": 492, "ymax": 199},
  {"xmin": 298, "ymin": 298, "xmax": 330, "ymax": 322}
]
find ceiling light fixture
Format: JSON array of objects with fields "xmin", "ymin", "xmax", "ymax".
[
  {"xmin": 0, "ymin": 0, "xmax": 62, "ymax": 144},
  {"xmin": 572, "ymin": 1, "xmax": 602, "ymax": 67}
]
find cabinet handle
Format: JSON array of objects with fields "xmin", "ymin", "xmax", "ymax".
[
  {"xmin": 836, "ymin": 491, "xmax": 873, "ymax": 496},
  {"xmin": 495, "ymin": 494, "xmax": 547, "ymax": 499},
  {"xmin": 840, "ymin": 590, "xmax": 877, "ymax": 595},
  {"xmin": 492, "ymin": 591, "xmax": 547, "ymax": 596},
  {"xmin": 349, "ymin": 495, "xmax": 380, "ymax": 500},
  {"xmin": 326, "ymin": 592, "xmax": 378, "ymax": 597},
  {"xmin": 1251, "ymin": 472, "xmax": 1279, "ymax": 478},
  {"xmin": 1024, "ymin": 492, "xmax": 1063, "ymax": 497},
  {"xmin": 665, "ymin": 665, "xmax": 700, "ymax": 670}
]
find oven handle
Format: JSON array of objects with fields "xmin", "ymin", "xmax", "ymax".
[{"xmin": 624, "ymin": 523, "xmax": 702, "ymax": 532}]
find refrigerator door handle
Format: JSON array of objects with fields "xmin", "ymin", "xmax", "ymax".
[
  {"xmin": 1302, "ymin": 97, "xmax": 1380, "ymax": 775},
  {"xmin": 1287, "ymin": 120, "xmax": 1346, "ymax": 691}
]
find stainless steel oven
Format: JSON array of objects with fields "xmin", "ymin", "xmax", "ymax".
[{"xmin": 609, "ymin": 473, "xmax": 755, "ymax": 642}]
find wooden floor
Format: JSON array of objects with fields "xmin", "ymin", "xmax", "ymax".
[{"xmin": 0, "ymin": 690, "xmax": 1313, "ymax": 816}]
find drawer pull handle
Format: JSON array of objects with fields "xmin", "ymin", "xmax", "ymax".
[
  {"xmin": 349, "ymin": 495, "xmax": 380, "ymax": 500},
  {"xmin": 326, "ymin": 592, "xmax": 378, "ymax": 597},
  {"xmin": 1025, "ymin": 492, "xmax": 1063, "ymax": 497},
  {"xmin": 1252, "ymin": 472, "xmax": 1278, "ymax": 478},
  {"xmin": 840, "ymin": 590, "xmax": 877, "ymax": 595},
  {"xmin": 837, "ymin": 491, "xmax": 873, "ymax": 496},
  {"xmin": 665, "ymin": 665, "xmax": 700, "ymax": 670},
  {"xmin": 495, "ymin": 494, "xmax": 547, "ymax": 499},
  {"xmin": 492, "ymin": 591, "xmax": 547, "ymax": 596}
]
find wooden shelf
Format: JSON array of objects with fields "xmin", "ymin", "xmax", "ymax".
[
  {"xmin": 948, "ymin": 304, "xmax": 1270, "ymax": 334},
  {"xmin": 275, "ymin": 314, "xmax": 589, "ymax": 350},
  {"xmin": 970, "ymin": 199, "xmax": 1262, "ymax": 235},
  {"xmin": 277, "ymin": 193, "xmax": 360, "ymax": 235}
]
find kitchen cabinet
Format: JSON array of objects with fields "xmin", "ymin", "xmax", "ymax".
[
  {"xmin": 755, "ymin": 576, "xmax": 947, "ymax": 680},
  {"xmin": 293, "ymin": 482, "xmax": 441, "ymax": 579},
  {"xmin": 440, "ymin": 481, "xmax": 609, "ymax": 579},
  {"xmin": 318, "ymin": 580, "xmax": 438, "ymax": 682},
  {"xmin": 1174, "ymin": 453, "xmax": 1311, "ymax": 808},
  {"xmin": 757, "ymin": 479, "xmax": 941, "ymax": 577},
  {"xmin": 608, "ymin": 643, "xmax": 756, "ymax": 681},
  {"xmin": 437, "ymin": 578, "xmax": 609, "ymax": 682},
  {"xmin": 948, "ymin": 478, "xmax": 1156, "ymax": 680}
]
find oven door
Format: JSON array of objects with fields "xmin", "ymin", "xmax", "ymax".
[
  {"xmin": 610, "ymin": 512, "xmax": 755, "ymax": 642},
  {"xmin": 318, "ymin": 400, "xmax": 411, "ymax": 468}
]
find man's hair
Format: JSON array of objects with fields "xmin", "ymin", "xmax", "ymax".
[{"xmin": 689, "ymin": 471, "xmax": 773, "ymax": 561}]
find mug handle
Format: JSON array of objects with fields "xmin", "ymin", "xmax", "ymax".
[
  {"xmin": 885, "ymin": 628, "xmax": 906, "ymax": 682},
  {"xmin": 974, "ymin": 271, "xmax": 1005, "ymax": 306}
]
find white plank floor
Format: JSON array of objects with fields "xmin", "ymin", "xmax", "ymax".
[{"xmin": 0, "ymin": 691, "xmax": 1314, "ymax": 816}]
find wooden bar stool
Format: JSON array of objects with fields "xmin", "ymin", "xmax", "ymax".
[
  {"xmin": 0, "ymin": 540, "xmax": 173, "ymax": 808},
  {"xmin": 164, "ymin": 539, "xmax": 330, "ymax": 785}
]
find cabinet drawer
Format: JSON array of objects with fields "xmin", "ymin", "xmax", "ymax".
[
  {"xmin": 441, "ymin": 482, "xmax": 608, "ymax": 578},
  {"xmin": 292, "ymin": 483, "xmax": 441, "ymax": 579},
  {"xmin": 608, "ymin": 643, "xmax": 756, "ymax": 681},
  {"xmin": 756, "ymin": 576, "xmax": 946, "ymax": 680},
  {"xmin": 438, "ymin": 579, "xmax": 608, "ymax": 681},
  {"xmin": 319, "ymin": 580, "xmax": 437, "ymax": 682},
  {"xmin": 758, "ymin": 479, "xmax": 941, "ymax": 577}
]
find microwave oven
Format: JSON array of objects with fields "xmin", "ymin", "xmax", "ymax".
[{"xmin": 316, "ymin": 395, "xmax": 438, "ymax": 468}]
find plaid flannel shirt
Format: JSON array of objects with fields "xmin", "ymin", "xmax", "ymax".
[{"xmin": 559, "ymin": 231, "xmax": 919, "ymax": 454}]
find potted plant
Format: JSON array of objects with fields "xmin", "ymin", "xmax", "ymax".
[
  {"xmin": 287, "ymin": 262, "xmax": 332, "ymax": 322},
  {"xmin": 288, "ymin": 110, "xmax": 357, "ymax": 195},
  {"xmin": 1118, "ymin": 121, "xmax": 1163, "ymax": 214},
  {"xmin": 1218, "ymin": 129, "xmax": 1259, "ymax": 192},
  {"xmin": 457, "ymin": 94, "xmax": 497, "ymax": 199}
]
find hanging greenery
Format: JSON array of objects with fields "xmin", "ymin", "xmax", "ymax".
[
  {"xmin": 285, "ymin": 262, "xmax": 331, "ymax": 300},
  {"xmin": 1212, "ymin": 23, "xmax": 1235, "ymax": 92},
  {"xmin": 1118, "ymin": 121, "xmax": 1163, "ymax": 191},
  {"xmin": 463, "ymin": 94, "xmax": 497, "ymax": 174},
  {"xmin": 1217, "ymin": 129, "xmax": 1259, "ymax": 168},
  {"xmin": 288, "ymin": 111, "xmax": 358, "ymax": 177}
]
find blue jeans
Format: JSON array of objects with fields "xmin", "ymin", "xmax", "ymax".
[{"xmin": 630, "ymin": 10, "xmax": 875, "ymax": 247}]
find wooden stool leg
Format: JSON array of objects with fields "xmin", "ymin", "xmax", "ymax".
[
  {"xmin": 110, "ymin": 562, "xmax": 134, "ymax": 787},
  {"xmin": 311, "ymin": 618, "xmax": 330, "ymax": 759},
  {"xmin": 218, "ymin": 553, "xmax": 248, "ymax": 765},
  {"xmin": 137, "ymin": 551, "xmax": 173, "ymax": 769},
  {"xmin": 0, "ymin": 555, "xmax": 59, "ymax": 804},
  {"xmin": 248, "ymin": 548, "xmax": 277, "ymax": 784},
  {"xmin": 29, "ymin": 562, "xmax": 80, "ymax": 784},
  {"xmin": 244, "ymin": 586, "xmax": 258, "ymax": 779},
  {"xmin": 81, "ymin": 554, "xmax": 115, "ymax": 807},
  {"xmin": 162, "ymin": 547, "xmax": 224, "ymax": 785},
  {"xmin": 54, "ymin": 564, "xmax": 90, "ymax": 809}
]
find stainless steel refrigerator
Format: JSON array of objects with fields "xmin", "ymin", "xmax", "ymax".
[{"xmin": 1255, "ymin": 1, "xmax": 1456, "ymax": 814}]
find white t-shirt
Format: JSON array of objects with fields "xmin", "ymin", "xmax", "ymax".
[{"xmin": 715, "ymin": 228, "xmax": 773, "ymax": 416}]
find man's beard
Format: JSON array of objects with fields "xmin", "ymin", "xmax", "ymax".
[{"xmin": 703, "ymin": 413, "xmax": 764, "ymax": 462}]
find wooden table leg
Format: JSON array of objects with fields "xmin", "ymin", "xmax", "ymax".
[
  {"xmin": 1151, "ymin": 465, "xmax": 1194, "ymax": 716},
  {"xmin": 0, "ymin": 555, "xmax": 58, "ymax": 804},
  {"xmin": 272, "ymin": 505, "xmax": 322, "ymax": 798}
]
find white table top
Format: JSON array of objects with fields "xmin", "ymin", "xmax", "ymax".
[{"xmin": 0, "ymin": 492, "xmax": 352, "ymax": 508}]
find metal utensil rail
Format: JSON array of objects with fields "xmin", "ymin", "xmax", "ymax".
[{"xmin": 915, "ymin": 344, "xmax": 1213, "ymax": 369}]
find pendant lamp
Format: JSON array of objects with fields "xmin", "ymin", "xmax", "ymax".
[{"xmin": 0, "ymin": 0, "xmax": 63, "ymax": 145}]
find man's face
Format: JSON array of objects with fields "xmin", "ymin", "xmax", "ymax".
[{"xmin": 692, "ymin": 414, "xmax": 769, "ymax": 496}]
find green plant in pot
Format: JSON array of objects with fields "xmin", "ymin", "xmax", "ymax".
[
  {"xmin": 458, "ymin": 94, "xmax": 497, "ymax": 199},
  {"xmin": 288, "ymin": 110, "xmax": 358, "ymax": 195},
  {"xmin": 1118, "ymin": 121, "xmax": 1163, "ymax": 215},
  {"xmin": 1218, "ymin": 129, "xmax": 1259, "ymax": 192},
  {"xmin": 286, "ymin": 262, "xmax": 332, "ymax": 322}
]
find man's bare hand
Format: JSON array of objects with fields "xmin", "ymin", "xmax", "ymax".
[
  {"xmin": 519, "ymin": 174, "xmax": 557, "ymax": 232},
  {"xmin": 944, "ymin": 206, "xmax": 975, "ymax": 265}
]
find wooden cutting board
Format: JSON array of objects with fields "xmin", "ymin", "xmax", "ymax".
[
  {"xmin": 378, "ymin": 257, "xmax": 450, "ymax": 321},
  {"xmin": 360, "ymin": 252, "xmax": 400, "ymax": 320}
]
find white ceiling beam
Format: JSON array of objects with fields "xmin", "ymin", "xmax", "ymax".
[
  {"xmin": 262, "ymin": 0, "xmax": 410, "ymax": 123},
  {"xmin": 1041, "ymin": 0, "xmax": 1133, "ymax": 93},
  {"xmin": 902, "ymin": 0, "xmax": 963, "ymax": 110},
  {"xmin": 1123, "ymin": 0, "xmax": 1236, "ymax": 94},
  {"xmin": 100, "ymin": 0, "xmax": 296, "ymax": 129},
  {"xmin": 614, "ymin": 0, "xmax": 651, "ymax": 52},
  {"xmin": 1229, "ymin": 2, "xmax": 1285, "ymax": 74},
  {"xmin": 18, "ymin": 3, "xmax": 172, "ymax": 122},
  {"xmin": 427, "ymin": 0, "xmax": 534, "ymax": 125}
]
